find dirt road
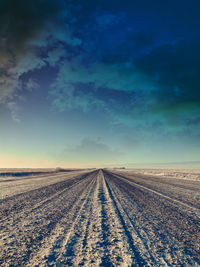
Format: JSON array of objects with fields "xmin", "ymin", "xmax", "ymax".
[{"xmin": 0, "ymin": 169, "xmax": 200, "ymax": 266}]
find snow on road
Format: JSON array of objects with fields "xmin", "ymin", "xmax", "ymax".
[{"xmin": 0, "ymin": 169, "xmax": 200, "ymax": 266}]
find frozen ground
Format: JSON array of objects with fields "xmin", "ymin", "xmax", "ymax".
[
  {"xmin": 0, "ymin": 169, "xmax": 200, "ymax": 266},
  {"xmin": 117, "ymin": 168, "xmax": 200, "ymax": 181}
]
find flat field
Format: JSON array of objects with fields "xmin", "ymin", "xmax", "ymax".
[{"xmin": 0, "ymin": 169, "xmax": 200, "ymax": 266}]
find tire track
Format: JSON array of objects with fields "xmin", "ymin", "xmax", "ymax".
[
  {"xmin": 110, "ymin": 170, "xmax": 200, "ymax": 211},
  {"xmin": 104, "ymin": 170, "xmax": 200, "ymax": 266},
  {"xmin": 27, "ymin": 172, "xmax": 97, "ymax": 266},
  {"xmin": 0, "ymin": 171, "xmax": 93, "ymax": 223},
  {"xmin": 1, "ymin": 169, "xmax": 199, "ymax": 266},
  {"xmin": 47, "ymin": 170, "xmax": 148, "ymax": 266},
  {"xmin": 0, "ymin": 172, "xmax": 93, "ymax": 229},
  {"xmin": 107, "ymin": 171, "xmax": 200, "ymax": 217},
  {"xmin": 0, "ymin": 171, "xmax": 89, "ymax": 200},
  {"xmin": 103, "ymin": 173, "xmax": 159, "ymax": 266},
  {"xmin": 0, "ymin": 171, "xmax": 96, "ymax": 266},
  {"xmin": 104, "ymin": 172, "xmax": 173, "ymax": 266}
]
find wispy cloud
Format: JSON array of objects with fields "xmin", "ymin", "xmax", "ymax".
[{"xmin": 58, "ymin": 138, "xmax": 123, "ymax": 164}]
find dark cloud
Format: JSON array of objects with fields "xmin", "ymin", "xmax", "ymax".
[
  {"xmin": 62, "ymin": 138, "xmax": 123, "ymax": 163},
  {"xmin": 0, "ymin": 0, "xmax": 65, "ymax": 51},
  {"xmin": 0, "ymin": 0, "xmax": 62, "ymax": 107},
  {"xmin": 120, "ymin": 135, "xmax": 141, "ymax": 150},
  {"xmin": 1, "ymin": 0, "xmax": 200, "ymax": 143},
  {"xmin": 135, "ymin": 37, "xmax": 200, "ymax": 109},
  {"xmin": 0, "ymin": 0, "xmax": 72, "ymax": 110}
]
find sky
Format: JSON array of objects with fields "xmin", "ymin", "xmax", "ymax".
[{"xmin": 0, "ymin": 0, "xmax": 200, "ymax": 168}]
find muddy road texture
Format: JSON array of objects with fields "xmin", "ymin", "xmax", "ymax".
[{"xmin": 0, "ymin": 169, "xmax": 200, "ymax": 266}]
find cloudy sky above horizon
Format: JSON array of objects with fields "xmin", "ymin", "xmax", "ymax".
[{"xmin": 0, "ymin": 0, "xmax": 200, "ymax": 168}]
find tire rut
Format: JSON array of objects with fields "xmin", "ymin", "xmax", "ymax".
[
  {"xmin": 104, "ymin": 170, "xmax": 200, "ymax": 266},
  {"xmin": 0, "ymin": 171, "xmax": 96, "ymax": 266},
  {"xmin": 1, "ymin": 169, "xmax": 199, "ymax": 266},
  {"xmin": 49, "ymin": 170, "xmax": 149, "ymax": 266}
]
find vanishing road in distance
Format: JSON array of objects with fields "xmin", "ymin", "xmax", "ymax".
[{"xmin": 0, "ymin": 169, "xmax": 200, "ymax": 266}]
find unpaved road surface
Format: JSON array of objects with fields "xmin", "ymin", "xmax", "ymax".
[{"xmin": 0, "ymin": 169, "xmax": 200, "ymax": 266}]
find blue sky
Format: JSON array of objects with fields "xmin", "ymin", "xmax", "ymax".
[{"xmin": 0, "ymin": 0, "xmax": 200, "ymax": 168}]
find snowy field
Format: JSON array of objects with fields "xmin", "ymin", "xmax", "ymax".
[{"xmin": 116, "ymin": 168, "xmax": 200, "ymax": 181}]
